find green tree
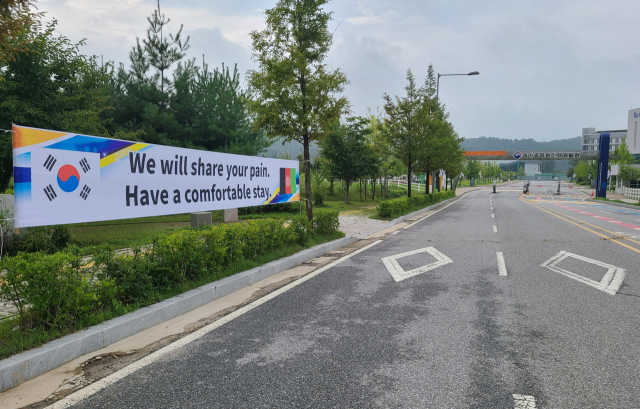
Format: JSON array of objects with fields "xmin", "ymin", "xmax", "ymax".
[
  {"xmin": 0, "ymin": 19, "xmax": 119, "ymax": 191},
  {"xmin": 248, "ymin": 0, "xmax": 349, "ymax": 221},
  {"xmin": 383, "ymin": 70, "xmax": 429, "ymax": 197},
  {"xmin": 319, "ymin": 118, "xmax": 375, "ymax": 204},
  {"xmin": 107, "ymin": 4, "xmax": 268, "ymax": 155},
  {"xmin": 142, "ymin": 0, "xmax": 190, "ymax": 95},
  {"xmin": 574, "ymin": 161, "xmax": 589, "ymax": 182},
  {"xmin": 0, "ymin": 0, "xmax": 42, "ymax": 80},
  {"xmin": 465, "ymin": 160, "xmax": 481, "ymax": 180},
  {"xmin": 614, "ymin": 137, "xmax": 635, "ymax": 165},
  {"xmin": 619, "ymin": 165, "xmax": 640, "ymax": 185}
]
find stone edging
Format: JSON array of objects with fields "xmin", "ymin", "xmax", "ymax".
[{"xmin": 0, "ymin": 235, "xmax": 359, "ymax": 393}]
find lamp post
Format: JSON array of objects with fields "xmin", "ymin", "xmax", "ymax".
[{"xmin": 436, "ymin": 71, "xmax": 479, "ymax": 101}]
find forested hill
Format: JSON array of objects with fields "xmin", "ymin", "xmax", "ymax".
[{"xmin": 462, "ymin": 136, "xmax": 582, "ymax": 151}]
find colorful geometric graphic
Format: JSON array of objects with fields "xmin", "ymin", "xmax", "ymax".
[{"xmin": 57, "ymin": 165, "xmax": 80, "ymax": 193}]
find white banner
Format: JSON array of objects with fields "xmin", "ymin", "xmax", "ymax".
[{"xmin": 12, "ymin": 125, "xmax": 299, "ymax": 228}]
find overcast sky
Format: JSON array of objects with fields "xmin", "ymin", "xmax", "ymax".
[{"xmin": 38, "ymin": 0, "xmax": 640, "ymax": 142}]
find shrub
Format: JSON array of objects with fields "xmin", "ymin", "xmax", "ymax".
[
  {"xmin": 7, "ymin": 225, "xmax": 72, "ymax": 256},
  {"xmin": 377, "ymin": 190, "xmax": 455, "ymax": 218},
  {"xmin": 378, "ymin": 201, "xmax": 392, "ymax": 217},
  {"xmin": 289, "ymin": 215, "xmax": 312, "ymax": 245},
  {"xmin": 152, "ymin": 230, "xmax": 207, "ymax": 284},
  {"xmin": 313, "ymin": 209, "xmax": 339, "ymax": 235},
  {"xmin": 0, "ymin": 247, "xmax": 91, "ymax": 328},
  {"xmin": 93, "ymin": 246, "xmax": 157, "ymax": 304}
]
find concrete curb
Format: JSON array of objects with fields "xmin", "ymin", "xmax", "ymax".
[{"xmin": 0, "ymin": 235, "xmax": 359, "ymax": 393}]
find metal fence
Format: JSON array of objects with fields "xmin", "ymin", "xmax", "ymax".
[{"xmin": 623, "ymin": 187, "xmax": 640, "ymax": 201}]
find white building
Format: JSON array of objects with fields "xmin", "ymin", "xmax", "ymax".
[
  {"xmin": 524, "ymin": 161, "xmax": 541, "ymax": 176},
  {"xmin": 582, "ymin": 127, "xmax": 626, "ymax": 152},
  {"xmin": 628, "ymin": 108, "xmax": 640, "ymax": 160}
]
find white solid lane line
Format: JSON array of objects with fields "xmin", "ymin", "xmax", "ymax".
[
  {"xmin": 493, "ymin": 225, "xmax": 498, "ymax": 233},
  {"xmin": 48, "ymin": 241, "xmax": 384, "ymax": 409},
  {"xmin": 497, "ymin": 252, "xmax": 507, "ymax": 276}
]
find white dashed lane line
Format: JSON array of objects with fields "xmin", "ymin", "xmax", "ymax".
[
  {"xmin": 492, "ymin": 214, "xmax": 495, "ymax": 218},
  {"xmin": 493, "ymin": 225, "xmax": 498, "ymax": 233},
  {"xmin": 497, "ymin": 252, "xmax": 507, "ymax": 276}
]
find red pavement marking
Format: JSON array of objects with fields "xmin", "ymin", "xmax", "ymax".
[{"xmin": 552, "ymin": 203, "xmax": 640, "ymax": 230}]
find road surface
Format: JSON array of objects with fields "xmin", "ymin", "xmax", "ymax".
[{"xmin": 54, "ymin": 185, "xmax": 640, "ymax": 408}]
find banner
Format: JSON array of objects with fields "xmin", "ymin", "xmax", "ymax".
[{"xmin": 12, "ymin": 125, "xmax": 299, "ymax": 228}]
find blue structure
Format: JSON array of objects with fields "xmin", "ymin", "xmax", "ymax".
[{"xmin": 596, "ymin": 133, "xmax": 610, "ymax": 198}]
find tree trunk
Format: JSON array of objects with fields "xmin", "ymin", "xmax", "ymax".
[
  {"xmin": 364, "ymin": 179, "xmax": 367, "ymax": 201},
  {"xmin": 303, "ymin": 134, "xmax": 313, "ymax": 222},
  {"xmin": 372, "ymin": 178, "xmax": 376, "ymax": 200},
  {"xmin": 345, "ymin": 180, "xmax": 350, "ymax": 204},
  {"xmin": 359, "ymin": 179, "xmax": 362, "ymax": 201},
  {"xmin": 431, "ymin": 171, "xmax": 436, "ymax": 194},
  {"xmin": 330, "ymin": 178, "xmax": 334, "ymax": 195},
  {"xmin": 407, "ymin": 154, "xmax": 412, "ymax": 198}
]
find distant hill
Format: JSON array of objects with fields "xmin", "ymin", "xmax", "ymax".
[
  {"xmin": 262, "ymin": 135, "xmax": 583, "ymax": 159},
  {"xmin": 262, "ymin": 139, "xmax": 320, "ymax": 159},
  {"xmin": 462, "ymin": 136, "xmax": 582, "ymax": 152}
]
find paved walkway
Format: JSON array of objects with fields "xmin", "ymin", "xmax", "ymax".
[{"xmin": 338, "ymin": 187, "xmax": 479, "ymax": 238}]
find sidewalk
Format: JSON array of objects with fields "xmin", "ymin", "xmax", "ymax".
[{"xmin": 571, "ymin": 186, "xmax": 638, "ymax": 204}]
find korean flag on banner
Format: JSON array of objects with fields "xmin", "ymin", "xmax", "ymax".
[{"xmin": 32, "ymin": 148, "xmax": 100, "ymax": 210}]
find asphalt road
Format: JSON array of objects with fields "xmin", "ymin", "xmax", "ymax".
[{"xmin": 62, "ymin": 188, "xmax": 640, "ymax": 409}]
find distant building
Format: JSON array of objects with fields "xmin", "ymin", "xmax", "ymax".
[
  {"xmin": 628, "ymin": 108, "xmax": 640, "ymax": 160},
  {"xmin": 582, "ymin": 127, "xmax": 626, "ymax": 152},
  {"xmin": 500, "ymin": 161, "xmax": 541, "ymax": 176}
]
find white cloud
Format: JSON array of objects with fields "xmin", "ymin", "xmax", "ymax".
[{"xmin": 35, "ymin": 0, "xmax": 640, "ymax": 141}]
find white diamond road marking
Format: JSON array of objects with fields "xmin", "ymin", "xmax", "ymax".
[
  {"xmin": 381, "ymin": 247, "xmax": 453, "ymax": 282},
  {"xmin": 541, "ymin": 251, "xmax": 626, "ymax": 295},
  {"xmin": 513, "ymin": 394, "xmax": 537, "ymax": 408}
]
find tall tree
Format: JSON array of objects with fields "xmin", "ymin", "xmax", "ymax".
[
  {"xmin": 248, "ymin": 0, "xmax": 349, "ymax": 221},
  {"xmin": 106, "ymin": 4, "xmax": 269, "ymax": 155},
  {"xmin": 142, "ymin": 0, "xmax": 189, "ymax": 95},
  {"xmin": 383, "ymin": 70, "xmax": 427, "ymax": 198}
]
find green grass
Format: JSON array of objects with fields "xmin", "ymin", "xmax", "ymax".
[
  {"xmin": 69, "ymin": 211, "xmax": 301, "ymax": 252},
  {"xmin": 0, "ymin": 230, "xmax": 345, "ymax": 360}
]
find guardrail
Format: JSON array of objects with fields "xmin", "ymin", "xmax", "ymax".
[
  {"xmin": 391, "ymin": 179, "xmax": 427, "ymax": 193},
  {"xmin": 623, "ymin": 187, "xmax": 640, "ymax": 201}
]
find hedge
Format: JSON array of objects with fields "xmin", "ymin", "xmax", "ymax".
[
  {"xmin": 0, "ymin": 211, "xmax": 340, "ymax": 351},
  {"xmin": 377, "ymin": 190, "xmax": 455, "ymax": 218}
]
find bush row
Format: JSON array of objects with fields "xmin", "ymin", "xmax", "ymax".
[
  {"xmin": 377, "ymin": 190, "xmax": 455, "ymax": 218},
  {"xmin": 0, "ymin": 210, "xmax": 339, "ymax": 335}
]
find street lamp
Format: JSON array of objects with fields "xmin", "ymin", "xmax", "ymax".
[{"xmin": 436, "ymin": 71, "xmax": 479, "ymax": 101}]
